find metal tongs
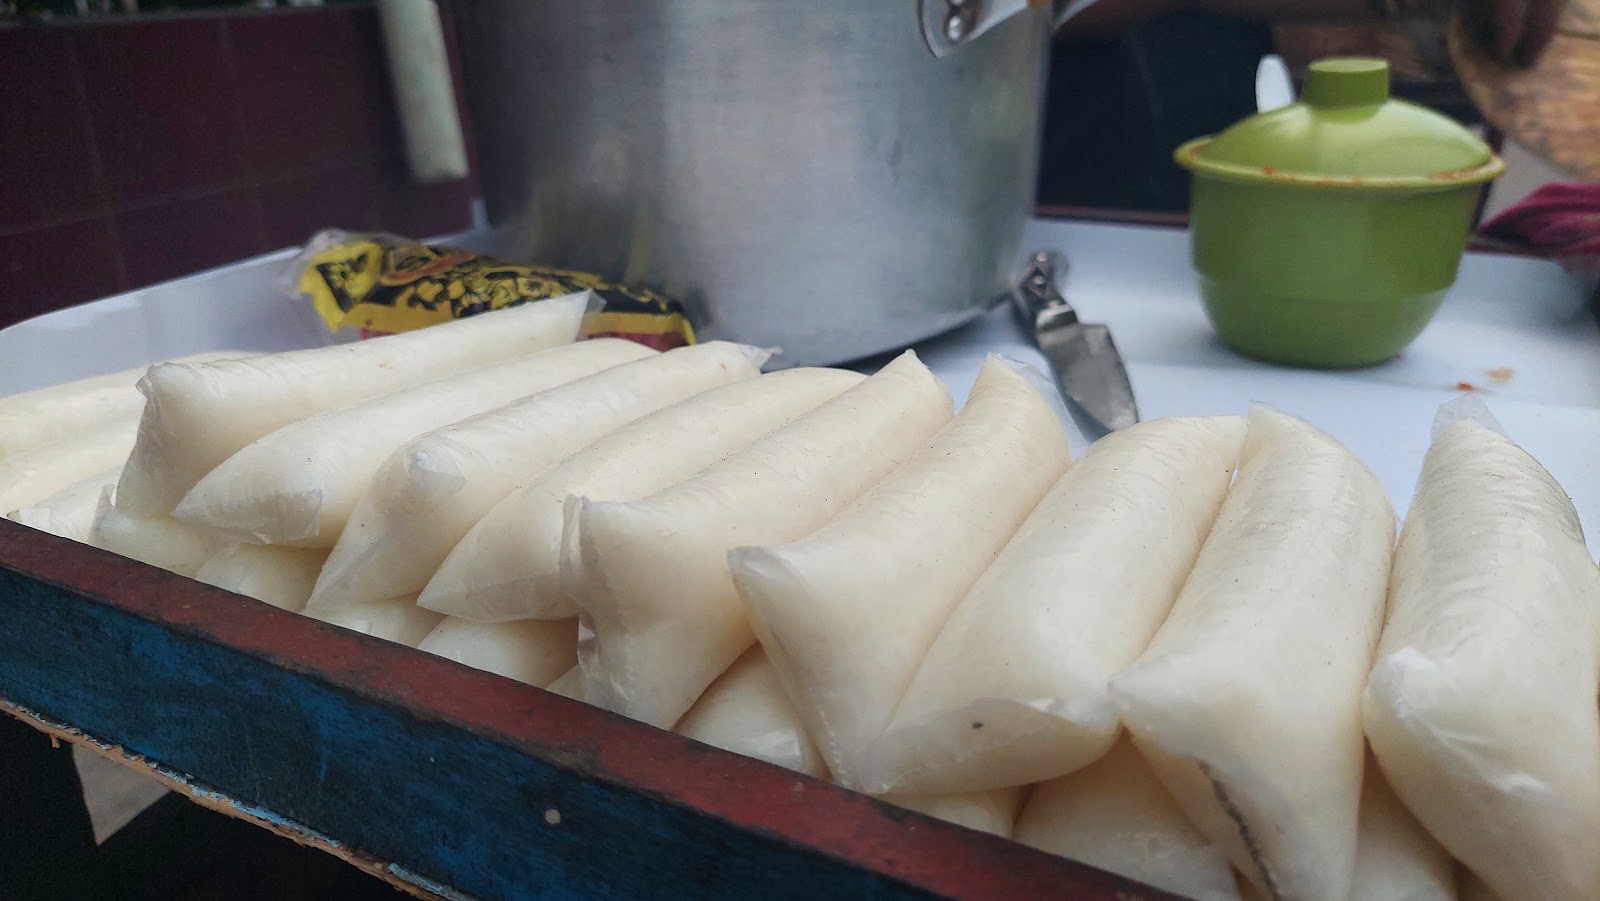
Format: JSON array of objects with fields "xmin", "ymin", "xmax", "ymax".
[{"xmin": 1011, "ymin": 251, "xmax": 1139, "ymax": 435}]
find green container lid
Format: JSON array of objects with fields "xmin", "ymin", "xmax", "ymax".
[{"xmin": 1176, "ymin": 57, "xmax": 1505, "ymax": 190}]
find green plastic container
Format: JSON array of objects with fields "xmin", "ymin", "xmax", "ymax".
[{"xmin": 1176, "ymin": 57, "xmax": 1505, "ymax": 368}]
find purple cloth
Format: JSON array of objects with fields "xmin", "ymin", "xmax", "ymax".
[{"xmin": 1480, "ymin": 182, "xmax": 1600, "ymax": 275}]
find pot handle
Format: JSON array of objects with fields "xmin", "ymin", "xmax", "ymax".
[{"xmin": 918, "ymin": 0, "xmax": 1103, "ymax": 58}]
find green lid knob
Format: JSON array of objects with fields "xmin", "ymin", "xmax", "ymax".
[{"xmin": 1302, "ymin": 57, "xmax": 1390, "ymax": 108}]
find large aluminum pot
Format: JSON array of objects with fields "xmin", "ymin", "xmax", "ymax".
[{"xmin": 455, "ymin": 1, "xmax": 1064, "ymax": 365}]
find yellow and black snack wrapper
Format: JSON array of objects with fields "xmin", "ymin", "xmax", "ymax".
[{"xmin": 292, "ymin": 230, "xmax": 695, "ymax": 350}]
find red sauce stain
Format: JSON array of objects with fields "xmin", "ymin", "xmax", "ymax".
[
  {"xmin": 1485, "ymin": 366, "xmax": 1515, "ymax": 384},
  {"xmin": 1262, "ymin": 166, "xmax": 1277, "ymax": 176},
  {"xmin": 1456, "ymin": 380, "xmax": 1477, "ymax": 392}
]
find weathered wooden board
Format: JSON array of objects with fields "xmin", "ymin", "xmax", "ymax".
[
  {"xmin": 2, "ymin": 704, "xmax": 458, "ymax": 900},
  {"xmin": 0, "ymin": 518, "xmax": 1173, "ymax": 901}
]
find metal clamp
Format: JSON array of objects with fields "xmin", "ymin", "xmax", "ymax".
[
  {"xmin": 918, "ymin": 0, "xmax": 1031, "ymax": 58},
  {"xmin": 1012, "ymin": 251, "xmax": 1078, "ymax": 334},
  {"xmin": 919, "ymin": 0, "xmax": 1092, "ymax": 58}
]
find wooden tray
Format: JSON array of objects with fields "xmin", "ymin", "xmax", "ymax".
[{"xmin": 0, "ymin": 518, "xmax": 1173, "ymax": 900}]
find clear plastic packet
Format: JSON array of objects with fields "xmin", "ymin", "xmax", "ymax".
[
  {"xmin": 0, "ymin": 351, "xmax": 252, "ymax": 465},
  {"xmin": 1349, "ymin": 754, "xmax": 1457, "ymax": 901},
  {"xmin": 89, "ymin": 488, "xmax": 227, "ymax": 578},
  {"xmin": 194, "ymin": 545, "xmax": 329, "ymax": 613},
  {"xmin": 117, "ymin": 294, "xmax": 592, "ymax": 517},
  {"xmin": 414, "ymin": 617, "xmax": 577, "ymax": 688},
  {"xmin": 1013, "ymin": 736, "xmax": 1242, "ymax": 901},
  {"xmin": 307, "ymin": 343, "xmax": 769, "ymax": 613},
  {"xmin": 4, "ymin": 466, "xmax": 122, "ymax": 544},
  {"xmin": 995, "ymin": 353, "xmax": 1094, "ymax": 459},
  {"xmin": 874, "ymin": 787, "xmax": 1024, "ymax": 839},
  {"xmin": 862, "ymin": 414, "xmax": 1247, "ymax": 795},
  {"xmin": 674, "ymin": 647, "xmax": 829, "ymax": 779},
  {"xmin": 545, "ymin": 665, "xmax": 587, "ymax": 701},
  {"xmin": 1108, "ymin": 404, "xmax": 1396, "ymax": 901},
  {"xmin": 1363, "ymin": 398, "xmax": 1600, "ymax": 901},
  {"xmin": 421, "ymin": 366, "xmax": 862, "ymax": 623},
  {"xmin": 172, "ymin": 338, "xmax": 652, "ymax": 547},
  {"xmin": 732, "ymin": 355, "xmax": 1070, "ymax": 789},
  {"xmin": 566, "ymin": 352, "xmax": 949, "ymax": 730},
  {"xmin": 307, "ymin": 595, "xmax": 442, "ymax": 648},
  {"xmin": 0, "ymin": 419, "xmax": 136, "ymax": 513}
]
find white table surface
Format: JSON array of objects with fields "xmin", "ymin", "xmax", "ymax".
[
  {"xmin": 4, "ymin": 218, "xmax": 1596, "ymax": 551},
  {"xmin": 914, "ymin": 219, "xmax": 1600, "ymax": 553}
]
